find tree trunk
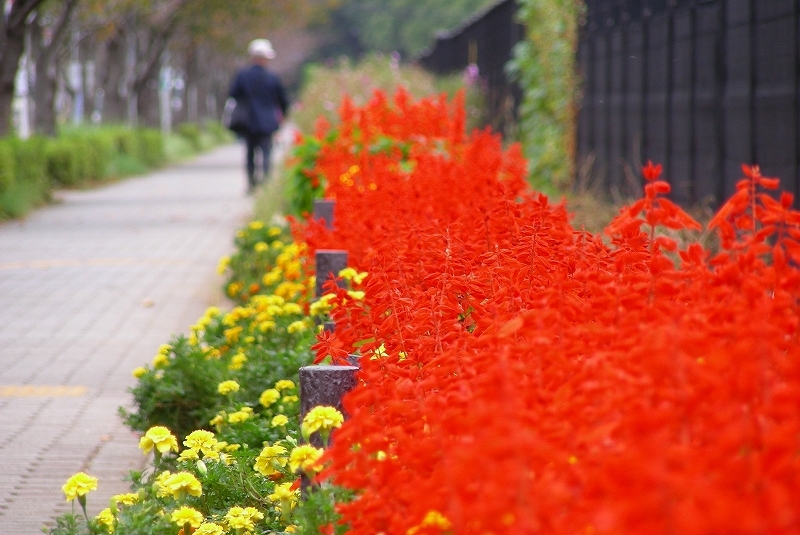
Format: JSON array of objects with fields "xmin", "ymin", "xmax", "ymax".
[
  {"xmin": 99, "ymin": 31, "xmax": 129, "ymax": 124},
  {"xmin": 0, "ymin": 0, "xmax": 46, "ymax": 136}
]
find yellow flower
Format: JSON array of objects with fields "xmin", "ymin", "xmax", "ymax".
[
  {"xmin": 268, "ymin": 482, "xmax": 299, "ymax": 519},
  {"xmin": 227, "ymin": 281, "xmax": 244, "ymax": 297},
  {"xmin": 309, "ymin": 294, "xmax": 335, "ymax": 316},
  {"xmin": 217, "ymin": 380, "xmax": 240, "ymax": 396},
  {"xmin": 282, "ymin": 395, "xmax": 298, "ymax": 404},
  {"xmin": 253, "ymin": 444, "xmax": 288, "ymax": 476},
  {"xmin": 152, "ymin": 353, "xmax": 169, "ymax": 368},
  {"xmin": 62, "ymin": 472, "xmax": 98, "ymax": 501},
  {"xmin": 216, "ymin": 256, "xmax": 230, "ymax": 275},
  {"xmin": 111, "ymin": 493, "xmax": 139, "ymax": 507},
  {"xmin": 254, "ymin": 241, "xmax": 269, "ymax": 253},
  {"xmin": 139, "ymin": 426, "xmax": 178, "ymax": 455},
  {"xmin": 301, "ymin": 406, "xmax": 344, "ymax": 442},
  {"xmin": 224, "ymin": 506, "xmax": 264, "ymax": 532},
  {"xmin": 178, "ymin": 448, "xmax": 199, "ymax": 461},
  {"xmin": 287, "ymin": 320, "xmax": 308, "ymax": 334},
  {"xmin": 171, "ymin": 506, "xmax": 204, "ymax": 528},
  {"xmin": 248, "ymin": 220, "xmax": 264, "ymax": 230},
  {"xmin": 289, "ymin": 445, "xmax": 324, "ymax": 474},
  {"xmin": 95, "ymin": 508, "xmax": 115, "ymax": 533},
  {"xmin": 210, "ymin": 412, "xmax": 226, "ymax": 428},
  {"xmin": 159, "ymin": 472, "xmax": 202, "ymax": 500},
  {"xmin": 282, "ymin": 302, "xmax": 302, "ymax": 315},
  {"xmin": 224, "ymin": 325, "xmax": 243, "ymax": 344},
  {"xmin": 347, "ymin": 290, "xmax": 365, "ymax": 300},
  {"xmin": 229, "ymin": 352, "xmax": 247, "ymax": 371},
  {"xmin": 407, "ymin": 511, "xmax": 452, "ymax": 534},
  {"xmin": 267, "ymin": 226, "xmax": 282, "ymax": 237},
  {"xmin": 262, "ymin": 269, "xmax": 282, "ymax": 286},
  {"xmin": 259, "ymin": 320, "xmax": 277, "ymax": 332},
  {"xmin": 259, "ymin": 388, "xmax": 280, "ymax": 407},
  {"xmin": 184, "ymin": 430, "xmax": 219, "ymax": 458},
  {"xmin": 271, "ymin": 240, "xmax": 285, "ymax": 249},
  {"xmin": 275, "ymin": 379, "xmax": 295, "ymax": 391},
  {"xmin": 338, "ymin": 267, "xmax": 368, "ymax": 284},
  {"xmin": 132, "ymin": 367, "xmax": 148, "ymax": 378},
  {"xmin": 195, "ymin": 522, "xmax": 225, "ymax": 535},
  {"xmin": 285, "ymin": 525, "xmax": 298, "ymax": 533},
  {"xmin": 271, "ymin": 414, "xmax": 289, "ymax": 428},
  {"xmin": 228, "ymin": 410, "xmax": 250, "ymax": 424}
]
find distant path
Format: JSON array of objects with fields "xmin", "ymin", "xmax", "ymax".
[{"xmin": 0, "ymin": 144, "xmax": 252, "ymax": 532}]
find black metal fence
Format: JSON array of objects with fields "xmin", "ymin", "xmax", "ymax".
[
  {"xmin": 578, "ymin": 0, "xmax": 800, "ymax": 207},
  {"xmin": 417, "ymin": 0, "xmax": 525, "ymax": 135}
]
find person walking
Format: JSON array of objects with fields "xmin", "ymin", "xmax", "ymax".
[{"xmin": 229, "ymin": 39, "xmax": 289, "ymax": 193}]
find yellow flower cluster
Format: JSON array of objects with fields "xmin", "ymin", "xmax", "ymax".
[
  {"xmin": 156, "ymin": 471, "xmax": 202, "ymax": 500},
  {"xmin": 224, "ymin": 506, "xmax": 264, "ymax": 533},
  {"xmin": 179, "ymin": 429, "xmax": 222, "ymax": 461},
  {"xmin": 151, "ymin": 344, "xmax": 172, "ymax": 368},
  {"xmin": 254, "ymin": 443, "xmax": 288, "ymax": 477},
  {"xmin": 268, "ymin": 481, "xmax": 299, "ymax": 519},
  {"xmin": 217, "ymin": 380, "xmax": 240, "ymax": 396},
  {"xmin": 171, "ymin": 505, "xmax": 204, "ymax": 528},
  {"xmin": 338, "ymin": 267, "xmax": 368, "ymax": 285},
  {"xmin": 289, "ymin": 444, "xmax": 324, "ymax": 475}
]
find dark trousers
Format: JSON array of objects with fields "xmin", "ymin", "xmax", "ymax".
[{"xmin": 244, "ymin": 133, "xmax": 273, "ymax": 187}]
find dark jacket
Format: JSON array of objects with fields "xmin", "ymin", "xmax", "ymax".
[{"xmin": 229, "ymin": 64, "xmax": 288, "ymax": 136}]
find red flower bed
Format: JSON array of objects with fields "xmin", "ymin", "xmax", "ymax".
[{"xmin": 292, "ymin": 89, "xmax": 800, "ymax": 535}]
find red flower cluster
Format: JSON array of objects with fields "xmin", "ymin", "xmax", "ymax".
[{"xmin": 293, "ymin": 91, "xmax": 800, "ymax": 534}]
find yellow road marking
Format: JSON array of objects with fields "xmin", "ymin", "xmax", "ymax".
[{"xmin": 0, "ymin": 385, "xmax": 88, "ymax": 397}]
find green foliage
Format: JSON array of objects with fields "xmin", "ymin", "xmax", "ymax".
[
  {"xmin": 507, "ymin": 0, "xmax": 582, "ymax": 192},
  {"xmin": 293, "ymin": 53, "xmax": 474, "ymax": 134},
  {"xmin": 176, "ymin": 123, "xmax": 203, "ymax": 152},
  {"xmin": 284, "ymin": 134, "xmax": 327, "ymax": 217},
  {"xmin": 322, "ymin": 0, "xmax": 497, "ymax": 57},
  {"xmin": 0, "ymin": 140, "xmax": 14, "ymax": 193}
]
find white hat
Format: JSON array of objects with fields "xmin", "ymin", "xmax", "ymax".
[{"xmin": 248, "ymin": 39, "xmax": 276, "ymax": 59}]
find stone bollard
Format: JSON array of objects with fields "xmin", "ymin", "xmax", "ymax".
[
  {"xmin": 298, "ymin": 364, "xmax": 359, "ymax": 494},
  {"xmin": 315, "ymin": 249, "xmax": 348, "ymax": 298},
  {"xmin": 313, "ymin": 199, "xmax": 335, "ymax": 229},
  {"xmin": 323, "ymin": 321, "xmax": 335, "ymax": 333}
]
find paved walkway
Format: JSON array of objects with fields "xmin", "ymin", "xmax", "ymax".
[{"xmin": 0, "ymin": 143, "xmax": 255, "ymax": 532}]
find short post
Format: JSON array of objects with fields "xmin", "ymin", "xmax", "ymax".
[
  {"xmin": 298, "ymin": 364, "xmax": 359, "ymax": 495},
  {"xmin": 315, "ymin": 249, "xmax": 348, "ymax": 298},
  {"xmin": 313, "ymin": 199, "xmax": 335, "ymax": 229},
  {"xmin": 323, "ymin": 321, "xmax": 336, "ymax": 333}
]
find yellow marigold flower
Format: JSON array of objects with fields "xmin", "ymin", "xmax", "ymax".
[
  {"xmin": 369, "ymin": 343, "xmax": 388, "ymax": 361},
  {"xmin": 224, "ymin": 506, "xmax": 264, "ymax": 531},
  {"xmin": 209, "ymin": 412, "xmax": 226, "ymax": 428},
  {"xmin": 178, "ymin": 448, "xmax": 200, "ymax": 461},
  {"xmin": 217, "ymin": 380, "xmax": 240, "ymax": 396},
  {"xmin": 225, "ymin": 443, "xmax": 241, "ymax": 452},
  {"xmin": 285, "ymin": 525, "xmax": 298, "ymax": 533},
  {"xmin": 62, "ymin": 472, "xmax": 98, "ymax": 501},
  {"xmin": 254, "ymin": 241, "xmax": 269, "ymax": 253},
  {"xmin": 271, "ymin": 414, "xmax": 289, "ymax": 427},
  {"xmin": 95, "ymin": 508, "xmax": 115, "ymax": 533},
  {"xmin": 184, "ymin": 429, "xmax": 218, "ymax": 454},
  {"xmin": 282, "ymin": 302, "xmax": 302, "ymax": 315},
  {"xmin": 267, "ymin": 226, "xmax": 282, "ymax": 237},
  {"xmin": 228, "ymin": 410, "xmax": 250, "ymax": 424},
  {"xmin": 195, "ymin": 522, "xmax": 225, "ymax": 535},
  {"xmin": 259, "ymin": 320, "xmax": 277, "ymax": 332},
  {"xmin": 268, "ymin": 482, "xmax": 298, "ymax": 503},
  {"xmin": 236, "ymin": 230, "xmax": 246, "ymax": 238},
  {"xmin": 259, "ymin": 388, "xmax": 280, "ymax": 407},
  {"xmin": 112, "ymin": 493, "xmax": 139, "ymax": 507},
  {"xmin": 301, "ymin": 406, "xmax": 344, "ymax": 441},
  {"xmin": 248, "ymin": 220, "xmax": 264, "ymax": 230},
  {"xmin": 224, "ymin": 325, "xmax": 243, "ymax": 344},
  {"xmin": 204, "ymin": 347, "xmax": 222, "ymax": 360},
  {"xmin": 262, "ymin": 269, "xmax": 282, "ymax": 286},
  {"xmin": 282, "ymin": 395, "xmax": 299, "ymax": 403},
  {"xmin": 229, "ymin": 352, "xmax": 247, "ymax": 371},
  {"xmin": 347, "ymin": 290, "xmax": 365, "ymax": 300},
  {"xmin": 289, "ymin": 445, "xmax": 324, "ymax": 474},
  {"xmin": 132, "ymin": 367, "xmax": 148, "ymax": 378},
  {"xmin": 227, "ymin": 281, "xmax": 244, "ymax": 297},
  {"xmin": 407, "ymin": 511, "xmax": 452, "ymax": 534},
  {"xmin": 253, "ymin": 444, "xmax": 288, "ymax": 477},
  {"xmin": 171, "ymin": 506, "xmax": 204, "ymax": 528},
  {"xmin": 287, "ymin": 320, "xmax": 308, "ymax": 334},
  {"xmin": 152, "ymin": 353, "xmax": 169, "ymax": 368},
  {"xmin": 216, "ymin": 256, "xmax": 230, "ymax": 275},
  {"xmin": 275, "ymin": 379, "xmax": 295, "ymax": 391},
  {"xmin": 271, "ymin": 240, "xmax": 285, "ymax": 249},
  {"xmin": 139, "ymin": 426, "xmax": 179, "ymax": 455},
  {"xmin": 160, "ymin": 472, "xmax": 202, "ymax": 500},
  {"xmin": 205, "ymin": 306, "xmax": 221, "ymax": 318}
]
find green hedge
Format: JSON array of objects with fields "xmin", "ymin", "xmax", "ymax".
[{"xmin": 0, "ymin": 123, "xmax": 227, "ymax": 220}]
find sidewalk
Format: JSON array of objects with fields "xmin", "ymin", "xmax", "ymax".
[{"xmin": 0, "ymin": 144, "xmax": 253, "ymax": 532}]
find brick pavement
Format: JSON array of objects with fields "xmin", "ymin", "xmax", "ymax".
[{"xmin": 0, "ymin": 143, "xmax": 255, "ymax": 533}]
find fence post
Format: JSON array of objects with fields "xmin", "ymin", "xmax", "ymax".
[
  {"xmin": 313, "ymin": 199, "xmax": 335, "ymax": 229},
  {"xmin": 315, "ymin": 250, "xmax": 348, "ymax": 298}
]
